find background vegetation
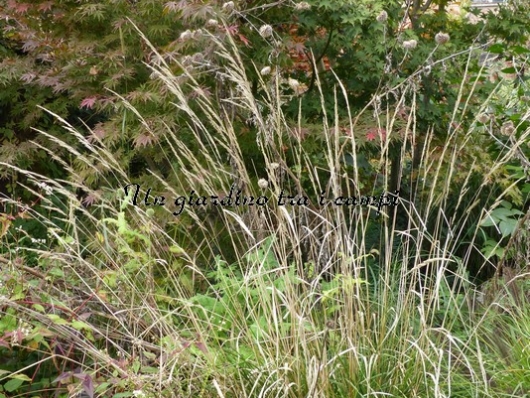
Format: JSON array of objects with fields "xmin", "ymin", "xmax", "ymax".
[{"xmin": 1, "ymin": 0, "xmax": 529, "ymax": 397}]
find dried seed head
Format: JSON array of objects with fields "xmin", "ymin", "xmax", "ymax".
[
  {"xmin": 222, "ymin": 1, "xmax": 235, "ymax": 12},
  {"xmin": 376, "ymin": 10, "xmax": 388, "ymax": 23},
  {"xmin": 205, "ymin": 19, "xmax": 218, "ymax": 28},
  {"xmin": 192, "ymin": 29, "xmax": 203, "ymax": 39},
  {"xmin": 260, "ymin": 66, "xmax": 271, "ymax": 76},
  {"xmin": 179, "ymin": 30, "xmax": 192, "ymax": 41},
  {"xmin": 258, "ymin": 178, "xmax": 269, "ymax": 189},
  {"xmin": 287, "ymin": 78, "xmax": 307, "ymax": 95},
  {"xmin": 500, "ymin": 121, "xmax": 515, "ymax": 136},
  {"xmin": 295, "ymin": 2, "xmax": 311, "ymax": 10},
  {"xmin": 288, "ymin": 77, "xmax": 300, "ymax": 91},
  {"xmin": 269, "ymin": 162, "xmax": 280, "ymax": 170},
  {"xmin": 402, "ymin": 39, "xmax": 418, "ymax": 50},
  {"xmin": 259, "ymin": 24, "xmax": 273, "ymax": 39},
  {"xmin": 435, "ymin": 32, "xmax": 450, "ymax": 45},
  {"xmin": 192, "ymin": 52, "xmax": 204, "ymax": 63}
]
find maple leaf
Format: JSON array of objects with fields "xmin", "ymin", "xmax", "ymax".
[
  {"xmin": 237, "ymin": 33, "xmax": 251, "ymax": 47},
  {"xmin": 20, "ymin": 72, "xmax": 36, "ymax": 83},
  {"xmin": 134, "ymin": 133, "xmax": 158, "ymax": 148},
  {"xmin": 37, "ymin": 74, "xmax": 59, "ymax": 87},
  {"xmin": 13, "ymin": 2, "xmax": 31, "ymax": 14},
  {"xmin": 225, "ymin": 24, "xmax": 239, "ymax": 36},
  {"xmin": 97, "ymin": 97, "xmax": 115, "ymax": 109},
  {"xmin": 112, "ymin": 18, "xmax": 126, "ymax": 30},
  {"xmin": 366, "ymin": 127, "xmax": 387, "ymax": 142},
  {"xmin": 38, "ymin": 1, "xmax": 53, "ymax": 11},
  {"xmin": 87, "ymin": 124, "xmax": 106, "ymax": 143},
  {"xmin": 82, "ymin": 191, "xmax": 101, "ymax": 207},
  {"xmin": 288, "ymin": 41, "xmax": 306, "ymax": 56},
  {"xmin": 52, "ymin": 82, "xmax": 66, "ymax": 94},
  {"xmin": 80, "ymin": 96, "xmax": 97, "ymax": 109},
  {"xmin": 22, "ymin": 39, "xmax": 40, "ymax": 52},
  {"xmin": 164, "ymin": 2, "xmax": 180, "ymax": 13}
]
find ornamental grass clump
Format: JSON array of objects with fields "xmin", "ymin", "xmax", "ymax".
[{"xmin": 1, "ymin": 13, "xmax": 530, "ymax": 398}]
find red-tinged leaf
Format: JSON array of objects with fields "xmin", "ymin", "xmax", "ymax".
[
  {"xmin": 172, "ymin": 0, "xmax": 189, "ymax": 12},
  {"xmin": 37, "ymin": 75, "xmax": 59, "ymax": 87},
  {"xmin": 0, "ymin": 338, "xmax": 9, "ymax": 348},
  {"xmin": 20, "ymin": 72, "xmax": 36, "ymax": 83},
  {"xmin": 164, "ymin": 2, "xmax": 180, "ymax": 12},
  {"xmin": 134, "ymin": 133, "xmax": 158, "ymax": 148},
  {"xmin": 97, "ymin": 97, "xmax": 115, "ymax": 109},
  {"xmin": 366, "ymin": 127, "xmax": 387, "ymax": 142},
  {"xmin": 82, "ymin": 192, "xmax": 99, "ymax": 207},
  {"xmin": 80, "ymin": 96, "xmax": 97, "ymax": 109},
  {"xmin": 90, "ymin": 123, "xmax": 106, "ymax": 139},
  {"xmin": 366, "ymin": 130, "xmax": 377, "ymax": 141},
  {"xmin": 225, "ymin": 24, "xmax": 239, "ymax": 36},
  {"xmin": 22, "ymin": 39, "xmax": 40, "ymax": 52},
  {"xmin": 13, "ymin": 2, "xmax": 31, "ymax": 14},
  {"xmin": 288, "ymin": 41, "xmax": 306, "ymax": 56},
  {"xmin": 52, "ymin": 83, "xmax": 66, "ymax": 94},
  {"xmin": 38, "ymin": 1, "xmax": 53, "ymax": 11},
  {"xmin": 112, "ymin": 18, "xmax": 126, "ymax": 30},
  {"xmin": 237, "ymin": 33, "xmax": 251, "ymax": 47}
]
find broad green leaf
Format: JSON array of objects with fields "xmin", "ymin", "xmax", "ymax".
[
  {"xmin": 499, "ymin": 219, "xmax": 517, "ymax": 237},
  {"xmin": 48, "ymin": 267, "xmax": 65, "ymax": 278},
  {"xmin": 511, "ymin": 45, "xmax": 530, "ymax": 54},
  {"xmin": 488, "ymin": 43, "xmax": 505, "ymax": 54},
  {"xmin": 4, "ymin": 378, "xmax": 25, "ymax": 393},
  {"xmin": 71, "ymin": 320, "xmax": 91, "ymax": 331},
  {"xmin": 8, "ymin": 374, "xmax": 32, "ymax": 382}
]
